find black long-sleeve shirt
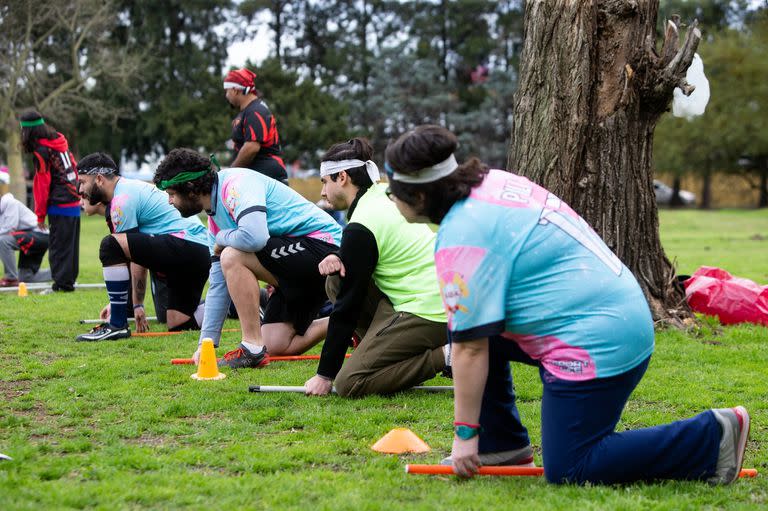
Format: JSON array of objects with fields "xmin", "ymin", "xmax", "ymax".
[{"xmin": 316, "ymin": 222, "xmax": 379, "ymax": 379}]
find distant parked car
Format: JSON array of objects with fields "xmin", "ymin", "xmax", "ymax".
[{"xmin": 653, "ymin": 180, "xmax": 696, "ymax": 207}]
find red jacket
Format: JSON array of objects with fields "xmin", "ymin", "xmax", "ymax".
[{"xmin": 32, "ymin": 134, "xmax": 80, "ymax": 223}]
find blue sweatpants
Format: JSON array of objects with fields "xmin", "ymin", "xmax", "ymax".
[{"xmin": 478, "ymin": 336, "xmax": 722, "ymax": 484}]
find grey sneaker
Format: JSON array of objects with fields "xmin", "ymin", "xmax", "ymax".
[
  {"xmin": 218, "ymin": 344, "xmax": 268, "ymax": 369},
  {"xmin": 708, "ymin": 406, "xmax": 750, "ymax": 485},
  {"xmin": 441, "ymin": 444, "xmax": 535, "ymax": 467}
]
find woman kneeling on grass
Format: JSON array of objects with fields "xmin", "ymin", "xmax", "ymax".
[{"xmin": 384, "ymin": 124, "xmax": 750, "ymax": 485}]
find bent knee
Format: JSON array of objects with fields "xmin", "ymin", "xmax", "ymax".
[
  {"xmin": 333, "ymin": 373, "xmax": 360, "ymax": 398},
  {"xmin": 219, "ymin": 246, "xmax": 245, "ymax": 272},
  {"xmin": 99, "ymin": 235, "xmax": 128, "ymax": 266}
]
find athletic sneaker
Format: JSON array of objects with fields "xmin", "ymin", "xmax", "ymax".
[
  {"xmin": 440, "ymin": 444, "xmax": 535, "ymax": 467},
  {"xmin": 0, "ymin": 278, "xmax": 19, "ymax": 287},
  {"xmin": 218, "ymin": 344, "xmax": 268, "ymax": 369},
  {"xmin": 708, "ymin": 406, "xmax": 750, "ymax": 484},
  {"xmin": 75, "ymin": 323, "xmax": 131, "ymax": 342}
]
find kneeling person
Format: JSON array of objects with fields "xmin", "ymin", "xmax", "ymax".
[
  {"xmin": 154, "ymin": 149, "xmax": 342, "ymax": 368},
  {"xmin": 75, "ymin": 153, "xmax": 210, "ymax": 341},
  {"xmin": 304, "ymin": 138, "xmax": 448, "ymax": 398}
]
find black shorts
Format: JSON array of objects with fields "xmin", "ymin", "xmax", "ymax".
[
  {"xmin": 125, "ymin": 233, "xmax": 210, "ymax": 316},
  {"xmin": 256, "ymin": 236, "xmax": 336, "ymax": 335}
]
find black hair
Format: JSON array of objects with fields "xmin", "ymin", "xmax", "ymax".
[
  {"xmin": 78, "ymin": 152, "xmax": 119, "ymax": 177},
  {"xmin": 321, "ymin": 138, "xmax": 375, "ymax": 191},
  {"xmin": 385, "ymin": 125, "xmax": 488, "ymax": 224},
  {"xmin": 20, "ymin": 110, "xmax": 58, "ymax": 154},
  {"xmin": 154, "ymin": 148, "xmax": 216, "ymax": 195}
]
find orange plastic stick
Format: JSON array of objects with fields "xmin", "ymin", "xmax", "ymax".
[
  {"xmin": 405, "ymin": 465, "xmax": 758, "ymax": 479},
  {"xmin": 170, "ymin": 353, "xmax": 351, "ymax": 365},
  {"xmin": 135, "ymin": 328, "xmax": 238, "ymax": 338}
]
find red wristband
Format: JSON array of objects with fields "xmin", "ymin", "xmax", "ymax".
[{"xmin": 453, "ymin": 421, "xmax": 481, "ymax": 428}]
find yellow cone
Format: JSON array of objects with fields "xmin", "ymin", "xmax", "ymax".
[
  {"xmin": 191, "ymin": 338, "xmax": 226, "ymax": 381},
  {"xmin": 17, "ymin": 282, "xmax": 28, "ymax": 297},
  {"xmin": 371, "ymin": 428, "xmax": 431, "ymax": 454}
]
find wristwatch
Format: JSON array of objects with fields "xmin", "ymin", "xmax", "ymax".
[{"xmin": 454, "ymin": 424, "xmax": 482, "ymax": 440}]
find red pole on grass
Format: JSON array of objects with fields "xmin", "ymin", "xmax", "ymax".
[
  {"xmin": 170, "ymin": 353, "xmax": 352, "ymax": 365},
  {"xmin": 405, "ymin": 465, "xmax": 758, "ymax": 478}
]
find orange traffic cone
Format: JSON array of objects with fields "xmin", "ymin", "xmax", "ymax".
[
  {"xmin": 17, "ymin": 282, "xmax": 28, "ymax": 297},
  {"xmin": 371, "ymin": 428, "xmax": 431, "ymax": 454},
  {"xmin": 191, "ymin": 339, "xmax": 226, "ymax": 381}
]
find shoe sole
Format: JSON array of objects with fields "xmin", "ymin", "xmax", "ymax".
[
  {"xmin": 733, "ymin": 406, "xmax": 750, "ymax": 482},
  {"xmin": 75, "ymin": 332, "xmax": 130, "ymax": 342}
]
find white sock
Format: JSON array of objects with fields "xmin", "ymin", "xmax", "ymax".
[
  {"xmin": 443, "ymin": 343, "xmax": 451, "ymax": 367},
  {"xmin": 241, "ymin": 340, "xmax": 264, "ymax": 354}
]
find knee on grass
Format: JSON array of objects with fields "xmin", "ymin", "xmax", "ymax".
[{"xmin": 99, "ymin": 235, "xmax": 128, "ymax": 266}]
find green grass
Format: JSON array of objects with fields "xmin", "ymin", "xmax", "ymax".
[{"xmin": 1, "ymin": 211, "xmax": 767, "ymax": 510}]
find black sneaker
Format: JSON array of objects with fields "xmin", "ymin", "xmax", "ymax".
[
  {"xmin": 218, "ymin": 344, "xmax": 268, "ymax": 369},
  {"xmin": 75, "ymin": 323, "xmax": 130, "ymax": 342}
]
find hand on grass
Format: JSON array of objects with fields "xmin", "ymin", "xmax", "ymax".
[
  {"xmin": 99, "ymin": 304, "xmax": 111, "ymax": 322},
  {"xmin": 318, "ymin": 254, "xmax": 345, "ymax": 277},
  {"xmin": 193, "ymin": 348, "xmax": 201, "ymax": 365},
  {"xmin": 304, "ymin": 374, "xmax": 334, "ymax": 396},
  {"xmin": 134, "ymin": 306, "xmax": 149, "ymax": 333},
  {"xmin": 451, "ymin": 436, "xmax": 481, "ymax": 478}
]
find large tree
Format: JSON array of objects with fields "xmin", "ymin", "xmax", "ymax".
[{"xmin": 509, "ymin": 2, "xmax": 702, "ymax": 325}]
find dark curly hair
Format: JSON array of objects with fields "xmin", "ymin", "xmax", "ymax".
[
  {"xmin": 385, "ymin": 125, "xmax": 488, "ymax": 224},
  {"xmin": 321, "ymin": 138, "xmax": 375, "ymax": 190},
  {"xmin": 20, "ymin": 110, "xmax": 58, "ymax": 154},
  {"xmin": 154, "ymin": 148, "xmax": 216, "ymax": 196},
  {"xmin": 78, "ymin": 152, "xmax": 119, "ymax": 177}
]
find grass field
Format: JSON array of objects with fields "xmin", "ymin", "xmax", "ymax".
[{"xmin": 1, "ymin": 210, "xmax": 767, "ymax": 510}]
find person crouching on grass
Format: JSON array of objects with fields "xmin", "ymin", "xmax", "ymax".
[
  {"xmin": 154, "ymin": 148, "xmax": 342, "ymax": 369},
  {"xmin": 384, "ymin": 124, "xmax": 750, "ymax": 485},
  {"xmin": 303, "ymin": 138, "xmax": 451, "ymax": 399},
  {"xmin": 75, "ymin": 153, "xmax": 210, "ymax": 341}
]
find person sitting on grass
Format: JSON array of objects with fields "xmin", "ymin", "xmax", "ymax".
[
  {"xmin": 154, "ymin": 148, "xmax": 342, "ymax": 368},
  {"xmin": 384, "ymin": 124, "xmax": 750, "ymax": 485},
  {"xmin": 75, "ymin": 153, "xmax": 210, "ymax": 342},
  {"xmin": 0, "ymin": 191, "xmax": 51, "ymax": 286},
  {"xmin": 303, "ymin": 138, "xmax": 450, "ymax": 398}
]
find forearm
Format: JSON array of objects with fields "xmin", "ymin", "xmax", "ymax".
[
  {"xmin": 452, "ymin": 339, "xmax": 489, "ymax": 425},
  {"xmin": 130, "ymin": 263, "xmax": 148, "ymax": 306},
  {"xmin": 215, "ymin": 211, "xmax": 268, "ymax": 252},
  {"xmin": 198, "ymin": 261, "xmax": 230, "ymax": 346},
  {"xmin": 232, "ymin": 141, "xmax": 261, "ymax": 167}
]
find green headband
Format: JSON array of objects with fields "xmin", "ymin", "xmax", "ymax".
[
  {"xmin": 157, "ymin": 154, "xmax": 220, "ymax": 191},
  {"xmin": 20, "ymin": 118, "xmax": 45, "ymax": 128}
]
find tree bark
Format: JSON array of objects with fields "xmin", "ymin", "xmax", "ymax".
[
  {"xmin": 509, "ymin": 1, "xmax": 700, "ymax": 326},
  {"xmin": 5, "ymin": 112, "xmax": 27, "ymax": 202},
  {"xmin": 700, "ymin": 166, "xmax": 712, "ymax": 210}
]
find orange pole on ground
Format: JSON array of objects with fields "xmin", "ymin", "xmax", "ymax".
[
  {"xmin": 136, "ymin": 328, "xmax": 238, "ymax": 338},
  {"xmin": 405, "ymin": 465, "xmax": 758, "ymax": 479},
  {"xmin": 170, "ymin": 353, "xmax": 351, "ymax": 365}
]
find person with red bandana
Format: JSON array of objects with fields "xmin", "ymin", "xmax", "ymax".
[
  {"xmin": 20, "ymin": 110, "xmax": 80, "ymax": 292},
  {"xmin": 223, "ymin": 68, "xmax": 288, "ymax": 184}
]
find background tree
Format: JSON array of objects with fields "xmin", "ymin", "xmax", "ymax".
[
  {"xmin": 0, "ymin": 0, "xmax": 142, "ymax": 199},
  {"xmin": 509, "ymin": 2, "xmax": 702, "ymax": 324}
]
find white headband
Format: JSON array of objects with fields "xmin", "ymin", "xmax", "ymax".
[
  {"xmin": 223, "ymin": 82, "xmax": 246, "ymax": 90},
  {"xmin": 320, "ymin": 159, "xmax": 380, "ymax": 183},
  {"xmin": 391, "ymin": 154, "xmax": 458, "ymax": 184}
]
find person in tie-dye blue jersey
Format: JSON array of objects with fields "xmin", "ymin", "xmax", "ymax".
[
  {"xmin": 384, "ymin": 124, "xmax": 750, "ymax": 486},
  {"xmin": 155, "ymin": 148, "xmax": 342, "ymax": 370}
]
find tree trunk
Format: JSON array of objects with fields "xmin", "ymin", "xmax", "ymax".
[
  {"xmin": 759, "ymin": 165, "xmax": 768, "ymax": 209},
  {"xmin": 509, "ymin": 1, "xmax": 700, "ymax": 326},
  {"xmin": 669, "ymin": 175, "xmax": 684, "ymax": 208},
  {"xmin": 5, "ymin": 112, "xmax": 27, "ymax": 202}
]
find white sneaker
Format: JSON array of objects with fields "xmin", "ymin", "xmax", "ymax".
[
  {"xmin": 709, "ymin": 406, "xmax": 750, "ymax": 484},
  {"xmin": 441, "ymin": 444, "xmax": 535, "ymax": 467}
]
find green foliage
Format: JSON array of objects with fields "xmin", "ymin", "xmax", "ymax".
[{"xmin": 0, "ymin": 210, "xmax": 767, "ymax": 509}]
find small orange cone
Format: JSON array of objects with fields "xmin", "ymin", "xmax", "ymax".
[
  {"xmin": 17, "ymin": 282, "xmax": 28, "ymax": 297},
  {"xmin": 191, "ymin": 338, "xmax": 226, "ymax": 381},
  {"xmin": 371, "ymin": 428, "xmax": 431, "ymax": 454}
]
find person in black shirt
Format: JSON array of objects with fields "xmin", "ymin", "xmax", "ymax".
[{"xmin": 224, "ymin": 68, "xmax": 288, "ymax": 184}]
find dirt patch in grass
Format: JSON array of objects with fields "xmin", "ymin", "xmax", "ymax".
[
  {"xmin": 125, "ymin": 432, "xmax": 177, "ymax": 447},
  {"xmin": 0, "ymin": 379, "xmax": 31, "ymax": 400}
]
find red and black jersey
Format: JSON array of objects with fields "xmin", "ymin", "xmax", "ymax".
[
  {"xmin": 31, "ymin": 133, "xmax": 80, "ymax": 223},
  {"xmin": 231, "ymin": 99, "xmax": 288, "ymax": 182}
]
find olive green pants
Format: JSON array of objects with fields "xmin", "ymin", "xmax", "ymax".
[{"xmin": 326, "ymin": 276, "xmax": 447, "ymax": 397}]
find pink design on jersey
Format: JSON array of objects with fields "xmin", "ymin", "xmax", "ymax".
[
  {"xmin": 306, "ymin": 230, "xmax": 337, "ymax": 245},
  {"xmin": 208, "ymin": 216, "xmax": 220, "ymax": 236},
  {"xmin": 502, "ymin": 332, "xmax": 597, "ymax": 381},
  {"xmin": 170, "ymin": 231, "xmax": 186, "ymax": 240},
  {"xmin": 221, "ymin": 175, "xmax": 244, "ymax": 220},
  {"xmin": 110, "ymin": 193, "xmax": 129, "ymax": 230},
  {"xmin": 435, "ymin": 246, "xmax": 487, "ymax": 329}
]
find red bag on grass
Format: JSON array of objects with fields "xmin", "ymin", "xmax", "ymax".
[{"xmin": 684, "ymin": 266, "xmax": 768, "ymax": 326}]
